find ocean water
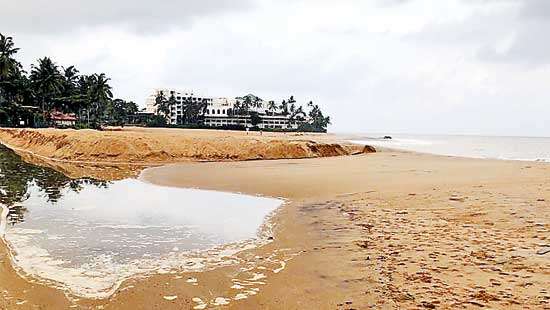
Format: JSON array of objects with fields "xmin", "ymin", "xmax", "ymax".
[
  {"xmin": 0, "ymin": 144, "xmax": 283, "ymax": 298},
  {"xmin": 351, "ymin": 134, "xmax": 550, "ymax": 162}
]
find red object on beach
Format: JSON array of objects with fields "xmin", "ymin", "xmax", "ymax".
[{"xmin": 50, "ymin": 111, "xmax": 77, "ymax": 122}]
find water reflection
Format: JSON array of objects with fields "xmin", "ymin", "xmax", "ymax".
[
  {"xmin": 0, "ymin": 144, "xmax": 108, "ymax": 225},
  {"xmin": 0, "ymin": 143, "xmax": 283, "ymax": 298}
]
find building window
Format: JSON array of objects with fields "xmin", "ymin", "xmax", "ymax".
[
  {"xmin": 222, "ymin": 109, "xmax": 225, "ymax": 114},
  {"xmin": 217, "ymin": 109, "xmax": 221, "ymax": 114}
]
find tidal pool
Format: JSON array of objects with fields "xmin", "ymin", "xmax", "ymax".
[{"xmin": 0, "ymin": 145, "xmax": 282, "ymax": 298}]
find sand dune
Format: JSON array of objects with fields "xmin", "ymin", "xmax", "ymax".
[{"xmin": 0, "ymin": 127, "xmax": 373, "ymax": 164}]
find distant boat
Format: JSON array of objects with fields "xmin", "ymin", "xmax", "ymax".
[{"xmin": 383, "ymin": 136, "xmax": 392, "ymax": 140}]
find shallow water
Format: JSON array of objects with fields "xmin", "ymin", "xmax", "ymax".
[
  {"xmin": 0, "ymin": 144, "xmax": 282, "ymax": 298},
  {"xmin": 352, "ymin": 134, "xmax": 550, "ymax": 162}
]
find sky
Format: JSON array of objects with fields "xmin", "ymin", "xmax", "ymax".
[{"xmin": 1, "ymin": 0, "xmax": 549, "ymax": 136}]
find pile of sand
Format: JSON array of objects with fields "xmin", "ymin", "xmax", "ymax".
[{"xmin": 0, "ymin": 128, "xmax": 374, "ymax": 164}]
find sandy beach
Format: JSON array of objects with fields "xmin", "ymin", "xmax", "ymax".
[{"xmin": 0, "ymin": 128, "xmax": 548, "ymax": 309}]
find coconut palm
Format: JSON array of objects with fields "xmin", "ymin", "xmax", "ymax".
[
  {"xmin": 306, "ymin": 101, "xmax": 331, "ymax": 132},
  {"xmin": 0, "ymin": 33, "xmax": 23, "ymax": 121},
  {"xmin": 279, "ymin": 100, "xmax": 288, "ymax": 115},
  {"xmin": 30, "ymin": 57, "xmax": 64, "ymax": 114},
  {"xmin": 86, "ymin": 73, "xmax": 113, "ymax": 126},
  {"xmin": 0, "ymin": 34, "xmax": 20, "ymax": 81},
  {"xmin": 62, "ymin": 66, "xmax": 79, "ymax": 96},
  {"xmin": 242, "ymin": 96, "xmax": 252, "ymax": 115},
  {"xmin": 252, "ymin": 96, "xmax": 263, "ymax": 109},
  {"xmin": 267, "ymin": 100, "xmax": 277, "ymax": 116},
  {"xmin": 233, "ymin": 101, "xmax": 242, "ymax": 116},
  {"xmin": 56, "ymin": 65, "xmax": 80, "ymax": 112},
  {"xmin": 154, "ymin": 91, "xmax": 170, "ymax": 118}
]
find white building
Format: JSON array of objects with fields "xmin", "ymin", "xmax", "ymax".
[
  {"xmin": 145, "ymin": 88, "xmax": 213, "ymax": 125},
  {"xmin": 144, "ymin": 89, "xmax": 299, "ymax": 130}
]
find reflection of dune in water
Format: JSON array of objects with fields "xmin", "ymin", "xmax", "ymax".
[{"xmin": 16, "ymin": 150, "xmax": 143, "ymax": 181}]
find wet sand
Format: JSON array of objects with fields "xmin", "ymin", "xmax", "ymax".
[{"xmin": 0, "ymin": 142, "xmax": 549, "ymax": 308}]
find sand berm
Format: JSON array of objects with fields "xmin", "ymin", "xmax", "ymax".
[{"xmin": 0, "ymin": 127, "xmax": 374, "ymax": 164}]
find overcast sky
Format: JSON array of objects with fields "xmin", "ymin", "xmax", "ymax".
[{"xmin": 2, "ymin": 0, "xmax": 549, "ymax": 136}]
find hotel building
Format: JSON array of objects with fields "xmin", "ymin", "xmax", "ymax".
[{"xmin": 145, "ymin": 88, "xmax": 299, "ymax": 130}]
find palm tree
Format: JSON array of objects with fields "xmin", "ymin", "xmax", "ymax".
[
  {"xmin": 167, "ymin": 93, "xmax": 178, "ymax": 124},
  {"xmin": 87, "ymin": 73, "xmax": 113, "ymax": 126},
  {"xmin": 187, "ymin": 98, "xmax": 208, "ymax": 125},
  {"xmin": 75, "ymin": 75, "xmax": 92, "ymax": 121},
  {"xmin": 289, "ymin": 103, "xmax": 296, "ymax": 115},
  {"xmin": 0, "ymin": 34, "xmax": 20, "ymax": 81},
  {"xmin": 288, "ymin": 96, "xmax": 296, "ymax": 115},
  {"xmin": 62, "ymin": 66, "xmax": 79, "ymax": 96},
  {"xmin": 252, "ymin": 96, "xmax": 263, "ymax": 109},
  {"xmin": 242, "ymin": 96, "xmax": 252, "ymax": 115},
  {"xmin": 57, "ymin": 65, "xmax": 80, "ymax": 112},
  {"xmin": 30, "ymin": 57, "xmax": 64, "ymax": 114},
  {"xmin": 290, "ymin": 105, "xmax": 307, "ymax": 127},
  {"xmin": 154, "ymin": 91, "xmax": 170, "ymax": 119},
  {"xmin": 267, "ymin": 100, "xmax": 277, "ymax": 116},
  {"xmin": 288, "ymin": 95, "xmax": 296, "ymax": 105},
  {"xmin": 279, "ymin": 100, "xmax": 288, "ymax": 115},
  {"xmin": 63, "ymin": 66, "xmax": 79, "ymax": 86},
  {"xmin": 307, "ymin": 101, "xmax": 331, "ymax": 132},
  {"xmin": 0, "ymin": 33, "xmax": 23, "ymax": 121},
  {"xmin": 233, "ymin": 101, "xmax": 242, "ymax": 116}
]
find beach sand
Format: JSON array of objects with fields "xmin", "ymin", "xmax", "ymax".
[
  {"xmin": 0, "ymin": 128, "xmax": 369, "ymax": 165},
  {"xmin": 0, "ymin": 129, "xmax": 548, "ymax": 309}
]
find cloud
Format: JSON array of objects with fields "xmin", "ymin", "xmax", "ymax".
[
  {"xmin": 0, "ymin": 0, "xmax": 254, "ymax": 34},
  {"xmin": 409, "ymin": 0, "xmax": 550, "ymax": 66},
  {"xmin": 519, "ymin": 0, "xmax": 550, "ymax": 19},
  {"xmin": 2, "ymin": 0, "xmax": 550, "ymax": 135},
  {"xmin": 486, "ymin": 0, "xmax": 550, "ymax": 65},
  {"xmin": 376, "ymin": 0, "xmax": 413, "ymax": 7}
]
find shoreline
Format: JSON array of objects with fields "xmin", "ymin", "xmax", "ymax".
[
  {"xmin": 1, "ymin": 181, "xmax": 286, "ymax": 300},
  {"xmin": 348, "ymin": 136, "xmax": 550, "ymax": 163},
  {"xmin": 0, "ymin": 129, "xmax": 548, "ymax": 309}
]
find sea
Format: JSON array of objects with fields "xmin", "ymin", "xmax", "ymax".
[{"xmin": 350, "ymin": 134, "xmax": 550, "ymax": 162}]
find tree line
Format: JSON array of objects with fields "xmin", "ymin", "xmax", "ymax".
[
  {"xmin": 0, "ymin": 144, "xmax": 108, "ymax": 225},
  {"xmin": 0, "ymin": 33, "xmax": 137, "ymax": 128},
  {"xmin": 154, "ymin": 92, "xmax": 331, "ymax": 132},
  {"xmin": 1, "ymin": 32, "xmax": 331, "ymax": 132}
]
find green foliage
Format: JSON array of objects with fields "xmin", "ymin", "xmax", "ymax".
[
  {"xmin": 184, "ymin": 98, "xmax": 208, "ymax": 125},
  {"xmin": 249, "ymin": 111, "xmax": 262, "ymax": 126},
  {"xmin": 0, "ymin": 32, "xmax": 130, "ymax": 129},
  {"xmin": 301, "ymin": 101, "xmax": 331, "ymax": 132},
  {"xmin": 267, "ymin": 100, "xmax": 277, "ymax": 115},
  {"xmin": 30, "ymin": 57, "xmax": 64, "ymax": 113},
  {"xmin": 146, "ymin": 115, "xmax": 168, "ymax": 127},
  {"xmin": 0, "ymin": 33, "xmax": 334, "ymax": 132},
  {"xmin": 106, "ymin": 99, "xmax": 138, "ymax": 126},
  {"xmin": 154, "ymin": 91, "xmax": 170, "ymax": 118}
]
